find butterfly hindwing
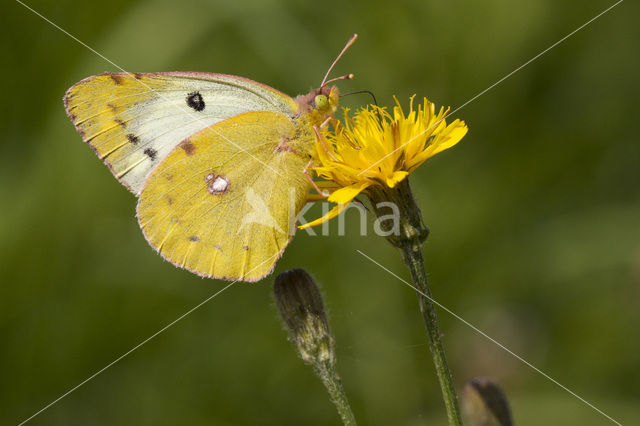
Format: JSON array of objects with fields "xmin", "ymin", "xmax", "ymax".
[
  {"xmin": 136, "ymin": 111, "xmax": 312, "ymax": 282},
  {"xmin": 64, "ymin": 72, "xmax": 297, "ymax": 194}
]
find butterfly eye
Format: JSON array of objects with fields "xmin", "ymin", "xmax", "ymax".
[{"xmin": 314, "ymin": 94, "xmax": 329, "ymax": 110}]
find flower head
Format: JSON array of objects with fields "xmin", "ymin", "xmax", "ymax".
[{"xmin": 301, "ymin": 96, "xmax": 468, "ymax": 228}]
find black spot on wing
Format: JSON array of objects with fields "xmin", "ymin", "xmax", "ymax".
[
  {"xmin": 186, "ymin": 92, "xmax": 205, "ymax": 111},
  {"xmin": 126, "ymin": 134, "xmax": 139, "ymax": 144},
  {"xmin": 144, "ymin": 148, "xmax": 157, "ymax": 160}
]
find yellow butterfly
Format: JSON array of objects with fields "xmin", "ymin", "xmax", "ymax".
[{"xmin": 64, "ymin": 35, "xmax": 357, "ymax": 282}]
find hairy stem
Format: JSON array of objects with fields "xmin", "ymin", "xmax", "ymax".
[
  {"xmin": 368, "ymin": 178, "xmax": 462, "ymax": 425},
  {"xmin": 401, "ymin": 242, "xmax": 462, "ymax": 425},
  {"xmin": 315, "ymin": 364, "xmax": 357, "ymax": 426}
]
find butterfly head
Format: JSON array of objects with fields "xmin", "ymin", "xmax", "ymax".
[
  {"xmin": 295, "ymin": 34, "xmax": 357, "ymax": 124},
  {"xmin": 313, "ymin": 85, "xmax": 340, "ymax": 115},
  {"xmin": 294, "ymin": 85, "xmax": 340, "ymax": 124}
]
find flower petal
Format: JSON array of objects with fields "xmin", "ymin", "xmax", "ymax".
[
  {"xmin": 406, "ymin": 120, "xmax": 468, "ymax": 171},
  {"xmin": 427, "ymin": 120, "xmax": 468, "ymax": 157},
  {"xmin": 385, "ymin": 170, "xmax": 409, "ymax": 188},
  {"xmin": 327, "ymin": 181, "xmax": 371, "ymax": 204},
  {"xmin": 298, "ymin": 203, "xmax": 348, "ymax": 229}
]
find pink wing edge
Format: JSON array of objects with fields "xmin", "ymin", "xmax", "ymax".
[
  {"xmin": 64, "ymin": 71, "xmax": 294, "ymax": 108},
  {"xmin": 135, "ymin": 197, "xmax": 295, "ymax": 283}
]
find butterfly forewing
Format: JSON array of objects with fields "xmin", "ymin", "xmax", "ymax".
[{"xmin": 64, "ymin": 72, "xmax": 297, "ymax": 194}]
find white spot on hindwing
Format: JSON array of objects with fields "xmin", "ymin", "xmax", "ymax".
[
  {"xmin": 205, "ymin": 173, "xmax": 229, "ymax": 195},
  {"xmin": 211, "ymin": 177, "xmax": 228, "ymax": 192}
]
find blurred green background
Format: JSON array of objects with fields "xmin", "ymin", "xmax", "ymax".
[{"xmin": 2, "ymin": 0, "xmax": 639, "ymax": 424}]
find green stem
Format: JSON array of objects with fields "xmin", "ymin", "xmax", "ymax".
[
  {"xmin": 315, "ymin": 364, "xmax": 357, "ymax": 426},
  {"xmin": 401, "ymin": 242, "xmax": 462, "ymax": 426},
  {"xmin": 368, "ymin": 178, "xmax": 462, "ymax": 425}
]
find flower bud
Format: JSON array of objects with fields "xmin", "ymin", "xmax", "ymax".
[
  {"xmin": 462, "ymin": 377, "xmax": 513, "ymax": 426},
  {"xmin": 274, "ymin": 269, "xmax": 335, "ymax": 368}
]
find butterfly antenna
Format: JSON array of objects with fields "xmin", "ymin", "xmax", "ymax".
[
  {"xmin": 341, "ymin": 90, "xmax": 382, "ymax": 121},
  {"xmin": 340, "ymin": 90, "xmax": 378, "ymax": 106},
  {"xmin": 323, "ymin": 73, "xmax": 355, "ymax": 86},
  {"xmin": 320, "ymin": 34, "xmax": 358, "ymax": 88}
]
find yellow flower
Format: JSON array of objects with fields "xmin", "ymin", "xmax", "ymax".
[{"xmin": 301, "ymin": 96, "xmax": 468, "ymax": 228}]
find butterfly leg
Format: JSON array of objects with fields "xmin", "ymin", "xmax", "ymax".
[
  {"xmin": 320, "ymin": 116, "xmax": 333, "ymax": 128},
  {"xmin": 303, "ymin": 160, "xmax": 328, "ymax": 197},
  {"xmin": 313, "ymin": 124, "xmax": 339, "ymax": 161}
]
